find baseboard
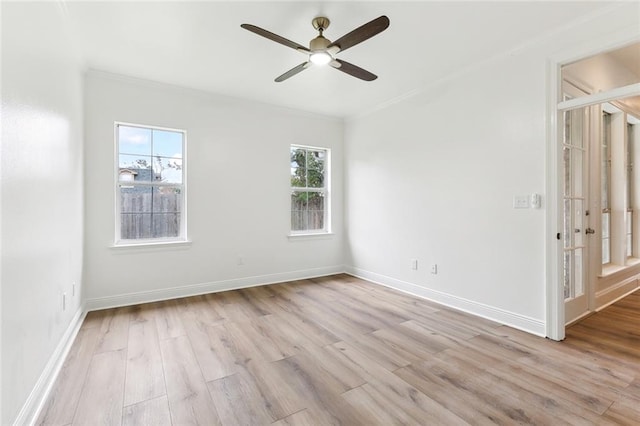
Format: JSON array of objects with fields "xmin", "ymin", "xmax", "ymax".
[
  {"xmin": 14, "ymin": 305, "xmax": 87, "ymax": 426},
  {"xmin": 345, "ymin": 266, "xmax": 546, "ymax": 337},
  {"xmin": 85, "ymin": 265, "xmax": 344, "ymax": 311},
  {"xmin": 596, "ymin": 277, "xmax": 639, "ymax": 311}
]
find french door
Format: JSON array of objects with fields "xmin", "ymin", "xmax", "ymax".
[
  {"xmin": 563, "ymin": 105, "xmax": 589, "ymax": 322},
  {"xmin": 562, "ymin": 85, "xmax": 595, "ymax": 324}
]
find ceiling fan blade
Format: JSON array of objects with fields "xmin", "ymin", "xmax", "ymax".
[
  {"xmin": 327, "ymin": 15, "xmax": 389, "ymax": 53},
  {"xmin": 241, "ymin": 24, "xmax": 310, "ymax": 53},
  {"xmin": 330, "ymin": 59, "xmax": 377, "ymax": 81},
  {"xmin": 275, "ymin": 62, "xmax": 310, "ymax": 82}
]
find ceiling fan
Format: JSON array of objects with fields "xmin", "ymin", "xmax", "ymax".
[{"xmin": 241, "ymin": 15, "xmax": 390, "ymax": 82}]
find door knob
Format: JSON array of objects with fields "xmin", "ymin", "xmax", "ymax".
[{"xmin": 585, "ymin": 228, "xmax": 595, "ymax": 234}]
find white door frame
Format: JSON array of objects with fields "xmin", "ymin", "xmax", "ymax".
[{"xmin": 545, "ymin": 31, "xmax": 640, "ymax": 341}]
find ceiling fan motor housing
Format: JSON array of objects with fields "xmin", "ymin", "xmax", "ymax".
[{"xmin": 310, "ymin": 35, "xmax": 330, "ymax": 51}]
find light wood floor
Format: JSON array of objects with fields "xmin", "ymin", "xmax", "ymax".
[{"xmin": 37, "ymin": 274, "xmax": 639, "ymax": 425}]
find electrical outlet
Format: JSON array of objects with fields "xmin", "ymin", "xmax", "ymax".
[
  {"xmin": 430, "ymin": 264, "xmax": 438, "ymax": 274},
  {"xmin": 513, "ymin": 195, "xmax": 529, "ymax": 209},
  {"xmin": 62, "ymin": 293, "xmax": 67, "ymax": 311},
  {"xmin": 410, "ymin": 258, "xmax": 418, "ymax": 270},
  {"xmin": 72, "ymin": 283, "xmax": 75, "ymax": 297},
  {"xmin": 237, "ymin": 256, "xmax": 244, "ymax": 266}
]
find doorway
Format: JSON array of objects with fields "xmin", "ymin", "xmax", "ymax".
[{"xmin": 548, "ymin": 40, "xmax": 640, "ymax": 340}]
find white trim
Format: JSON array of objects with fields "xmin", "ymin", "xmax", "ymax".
[
  {"xmin": 114, "ymin": 122, "xmax": 188, "ymax": 246},
  {"xmin": 595, "ymin": 276, "xmax": 640, "ymax": 309},
  {"xmin": 557, "ymin": 83, "xmax": 640, "ymax": 112},
  {"xmin": 85, "ymin": 265, "xmax": 343, "ymax": 311},
  {"xmin": 290, "ymin": 145, "xmax": 331, "ymax": 234},
  {"xmin": 110, "ymin": 240, "xmax": 192, "ymax": 250},
  {"xmin": 545, "ymin": 57, "xmax": 565, "ymax": 341},
  {"xmin": 14, "ymin": 305, "xmax": 87, "ymax": 426},
  {"xmin": 287, "ymin": 232, "xmax": 334, "ymax": 240},
  {"xmin": 345, "ymin": 267, "xmax": 546, "ymax": 337},
  {"xmin": 545, "ymin": 25, "xmax": 640, "ymax": 342}
]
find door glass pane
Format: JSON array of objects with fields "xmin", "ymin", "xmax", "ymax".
[
  {"xmin": 563, "ymin": 251, "xmax": 571, "ymax": 299},
  {"xmin": 563, "ymin": 199, "xmax": 571, "ymax": 249},
  {"xmin": 563, "ymin": 147, "xmax": 571, "ymax": 196},
  {"xmin": 571, "ymin": 149, "xmax": 584, "ymax": 197},
  {"xmin": 573, "ymin": 200, "xmax": 583, "ymax": 248},
  {"xmin": 574, "ymin": 248, "xmax": 584, "ymax": 297}
]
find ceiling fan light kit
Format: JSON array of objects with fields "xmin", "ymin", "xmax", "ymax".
[{"xmin": 241, "ymin": 15, "xmax": 389, "ymax": 82}]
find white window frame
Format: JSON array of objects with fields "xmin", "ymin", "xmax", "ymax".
[
  {"xmin": 114, "ymin": 122, "xmax": 188, "ymax": 246},
  {"xmin": 289, "ymin": 144, "xmax": 331, "ymax": 236}
]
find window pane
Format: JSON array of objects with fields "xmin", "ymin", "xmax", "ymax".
[
  {"xmin": 119, "ymin": 186, "xmax": 182, "ymax": 239},
  {"xmin": 119, "ymin": 126, "xmax": 151, "ymax": 155},
  {"xmin": 152, "ymin": 213, "xmax": 180, "ymax": 238},
  {"xmin": 602, "ymin": 112, "xmax": 611, "ymax": 210},
  {"xmin": 308, "ymin": 192, "xmax": 325, "ymax": 230},
  {"xmin": 290, "ymin": 148, "xmax": 307, "ymax": 187},
  {"xmin": 291, "ymin": 191, "xmax": 308, "ymax": 231},
  {"xmin": 602, "ymin": 211, "xmax": 610, "ymax": 264},
  {"xmin": 119, "ymin": 154, "xmax": 153, "ymax": 182},
  {"xmin": 152, "ymin": 156, "xmax": 182, "ymax": 183},
  {"xmin": 152, "ymin": 129, "xmax": 182, "ymax": 158},
  {"xmin": 602, "ymin": 212, "xmax": 610, "ymax": 239},
  {"xmin": 307, "ymin": 151, "xmax": 325, "ymax": 189},
  {"xmin": 627, "ymin": 210, "xmax": 633, "ymax": 257},
  {"xmin": 153, "ymin": 187, "xmax": 181, "ymax": 213},
  {"xmin": 602, "ymin": 237, "xmax": 610, "ymax": 265},
  {"xmin": 121, "ymin": 213, "xmax": 152, "ymax": 239},
  {"xmin": 120, "ymin": 186, "xmax": 152, "ymax": 213}
]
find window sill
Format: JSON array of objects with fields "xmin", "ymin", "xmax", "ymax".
[
  {"xmin": 598, "ymin": 258, "xmax": 640, "ymax": 278},
  {"xmin": 288, "ymin": 232, "xmax": 334, "ymax": 241},
  {"xmin": 111, "ymin": 240, "xmax": 192, "ymax": 250}
]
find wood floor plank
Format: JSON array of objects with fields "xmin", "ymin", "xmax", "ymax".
[
  {"xmin": 72, "ymin": 349, "xmax": 126, "ymax": 426},
  {"xmin": 238, "ymin": 359, "xmax": 306, "ymax": 420},
  {"xmin": 94, "ymin": 307, "xmax": 131, "ymax": 354},
  {"xmin": 160, "ymin": 335, "xmax": 221, "ymax": 425},
  {"xmin": 268, "ymin": 355, "xmax": 365, "ymax": 425},
  {"xmin": 207, "ymin": 371, "xmax": 276, "ymax": 424},
  {"xmin": 122, "ymin": 395, "xmax": 171, "ymax": 426},
  {"xmin": 270, "ymin": 409, "xmax": 316, "ymax": 426},
  {"xmin": 154, "ymin": 299, "xmax": 186, "ymax": 340},
  {"xmin": 123, "ymin": 316, "xmax": 165, "ymax": 406},
  {"xmin": 38, "ymin": 277, "xmax": 639, "ymax": 425},
  {"xmin": 439, "ymin": 347, "xmax": 612, "ymax": 423},
  {"xmin": 325, "ymin": 341, "xmax": 467, "ymax": 425},
  {"xmin": 36, "ymin": 327, "xmax": 100, "ymax": 425}
]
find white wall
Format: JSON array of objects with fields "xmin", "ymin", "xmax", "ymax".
[
  {"xmin": 343, "ymin": 3, "xmax": 640, "ymax": 335},
  {"xmin": 1, "ymin": 3, "xmax": 85, "ymax": 424},
  {"xmin": 83, "ymin": 72, "xmax": 343, "ymax": 306}
]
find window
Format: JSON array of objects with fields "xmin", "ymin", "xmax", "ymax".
[
  {"xmin": 116, "ymin": 123, "xmax": 186, "ymax": 244},
  {"xmin": 601, "ymin": 112, "xmax": 611, "ymax": 264},
  {"xmin": 627, "ymin": 122, "xmax": 634, "ymax": 257},
  {"xmin": 290, "ymin": 145, "xmax": 330, "ymax": 234}
]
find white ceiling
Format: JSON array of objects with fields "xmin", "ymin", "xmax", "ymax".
[{"xmin": 61, "ymin": 1, "xmax": 616, "ymax": 118}]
